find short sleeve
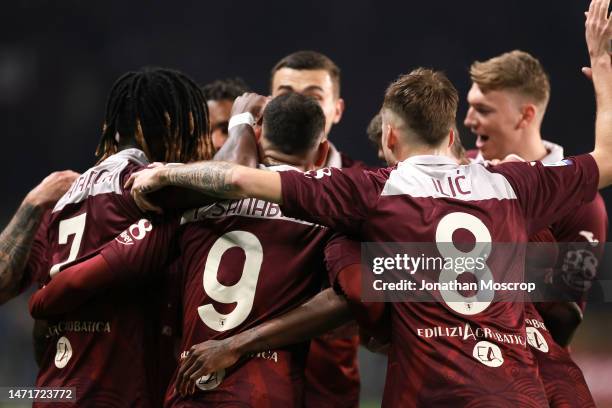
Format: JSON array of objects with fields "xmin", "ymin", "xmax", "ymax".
[
  {"xmin": 324, "ymin": 234, "xmax": 362, "ymax": 289},
  {"xmin": 550, "ymin": 193, "xmax": 608, "ymax": 309},
  {"xmin": 118, "ymin": 164, "xmax": 150, "ymax": 218},
  {"xmin": 323, "ymin": 234, "xmax": 387, "ymax": 339},
  {"xmin": 491, "ymin": 154, "xmax": 599, "ymax": 236},
  {"xmin": 279, "ymin": 167, "xmax": 389, "ymax": 234},
  {"xmin": 100, "ymin": 217, "xmax": 181, "ymax": 281}
]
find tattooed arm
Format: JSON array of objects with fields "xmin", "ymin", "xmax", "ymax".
[
  {"xmin": 0, "ymin": 170, "xmax": 78, "ymax": 305},
  {"xmin": 126, "ymin": 162, "xmax": 282, "ymax": 213},
  {"xmin": 0, "ymin": 202, "xmax": 45, "ymax": 304}
]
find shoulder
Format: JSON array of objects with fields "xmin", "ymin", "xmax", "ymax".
[{"xmin": 340, "ymin": 151, "xmax": 377, "ymax": 171}]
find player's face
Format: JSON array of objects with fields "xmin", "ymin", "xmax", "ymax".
[
  {"xmin": 464, "ymin": 83, "xmax": 523, "ymax": 160},
  {"xmin": 207, "ymin": 99, "xmax": 234, "ymax": 151},
  {"xmin": 272, "ymin": 68, "xmax": 343, "ymax": 137}
]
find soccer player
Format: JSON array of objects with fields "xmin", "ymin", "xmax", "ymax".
[
  {"xmin": 463, "ymin": 50, "xmax": 605, "ymax": 405},
  {"xmin": 202, "ymin": 77, "xmax": 250, "ymax": 151},
  {"xmin": 271, "ymin": 50, "xmax": 362, "ymax": 407},
  {"xmin": 126, "ymin": 4, "xmax": 612, "ymax": 404},
  {"xmin": 464, "ymin": 51, "xmax": 607, "ymax": 322},
  {"xmin": 4, "ymin": 67, "xmax": 213, "ymax": 407},
  {"xmin": 524, "ymin": 229, "xmax": 596, "ymax": 407},
  {"xmin": 30, "ymin": 92, "xmax": 351, "ymax": 407}
]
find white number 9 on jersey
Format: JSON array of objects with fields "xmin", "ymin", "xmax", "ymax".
[
  {"xmin": 198, "ymin": 230, "xmax": 263, "ymax": 331},
  {"xmin": 435, "ymin": 212, "xmax": 494, "ymax": 315}
]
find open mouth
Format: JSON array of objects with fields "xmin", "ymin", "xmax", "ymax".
[{"xmin": 475, "ymin": 134, "xmax": 489, "ymax": 149}]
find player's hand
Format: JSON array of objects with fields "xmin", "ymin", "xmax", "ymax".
[
  {"xmin": 176, "ymin": 338, "xmax": 240, "ymax": 396},
  {"xmin": 24, "ymin": 170, "xmax": 80, "ymax": 209},
  {"xmin": 584, "ymin": 0, "xmax": 612, "ymax": 66},
  {"xmin": 485, "ymin": 154, "xmax": 525, "ymax": 167},
  {"xmin": 231, "ymin": 92, "xmax": 271, "ymax": 123},
  {"xmin": 125, "ymin": 166, "xmax": 170, "ymax": 214}
]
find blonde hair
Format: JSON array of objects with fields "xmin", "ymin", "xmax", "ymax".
[{"xmin": 470, "ymin": 50, "xmax": 550, "ymax": 106}]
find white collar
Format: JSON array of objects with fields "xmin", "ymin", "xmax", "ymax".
[
  {"xmin": 399, "ymin": 155, "xmax": 458, "ymax": 166},
  {"xmin": 473, "ymin": 139, "xmax": 564, "ymax": 164},
  {"xmin": 107, "ymin": 148, "xmax": 149, "ymax": 166},
  {"xmin": 325, "ymin": 142, "xmax": 343, "ymax": 168}
]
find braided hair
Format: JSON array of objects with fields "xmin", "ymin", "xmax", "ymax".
[{"xmin": 96, "ymin": 67, "xmax": 214, "ymax": 163}]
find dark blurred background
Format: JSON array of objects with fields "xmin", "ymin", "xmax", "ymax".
[{"xmin": 0, "ymin": 1, "xmax": 610, "ymax": 406}]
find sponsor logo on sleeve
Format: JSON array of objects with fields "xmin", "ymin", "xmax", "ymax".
[
  {"xmin": 115, "ymin": 219, "xmax": 153, "ymax": 245},
  {"xmin": 579, "ymin": 230, "xmax": 599, "ymax": 246},
  {"xmin": 541, "ymin": 159, "xmax": 574, "ymax": 167},
  {"xmin": 305, "ymin": 168, "xmax": 332, "ymax": 179}
]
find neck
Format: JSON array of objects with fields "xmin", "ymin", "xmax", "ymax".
[
  {"xmin": 394, "ymin": 143, "xmax": 452, "ymax": 163},
  {"xmin": 510, "ymin": 128, "xmax": 548, "ymax": 162},
  {"xmin": 117, "ymin": 138, "xmax": 141, "ymax": 152},
  {"xmin": 261, "ymin": 151, "xmax": 311, "ymax": 172}
]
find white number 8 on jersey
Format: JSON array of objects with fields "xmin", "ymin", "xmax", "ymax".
[{"xmin": 435, "ymin": 212, "xmax": 494, "ymax": 315}]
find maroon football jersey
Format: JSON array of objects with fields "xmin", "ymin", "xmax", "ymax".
[
  {"xmin": 305, "ymin": 150, "xmax": 363, "ymax": 408},
  {"xmin": 24, "ymin": 149, "xmax": 167, "ymax": 407},
  {"xmin": 101, "ymin": 164, "xmax": 340, "ymax": 407},
  {"xmin": 550, "ymin": 193, "xmax": 608, "ymax": 310},
  {"xmin": 524, "ymin": 304, "xmax": 595, "ymax": 407},
  {"xmin": 278, "ymin": 154, "xmax": 599, "ymax": 407},
  {"xmin": 527, "ymin": 228, "xmax": 595, "ymax": 407}
]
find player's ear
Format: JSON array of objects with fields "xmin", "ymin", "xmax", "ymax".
[
  {"xmin": 448, "ymin": 128, "xmax": 455, "ymax": 148},
  {"xmin": 253, "ymin": 125, "xmax": 263, "ymax": 142},
  {"xmin": 333, "ymin": 98, "xmax": 345, "ymax": 124},
  {"xmin": 314, "ymin": 139, "xmax": 330, "ymax": 168},
  {"xmin": 517, "ymin": 104, "xmax": 536, "ymax": 129},
  {"xmin": 386, "ymin": 125, "xmax": 398, "ymax": 151}
]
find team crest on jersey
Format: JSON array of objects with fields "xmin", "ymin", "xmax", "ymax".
[
  {"xmin": 54, "ymin": 336, "xmax": 73, "ymax": 369},
  {"xmin": 561, "ymin": 248, "xmax": 598, "ymax": 291},
  {"xmin": 526, "ymin": 327, "xmax": 549, "ymax": 353},
  {"xmin": 195, "ymin": 369, "xmax": 225, "ymax": 391},
  {"xmin": 472, "ymin": 341, "xmax": 504, "ymax": 367}
]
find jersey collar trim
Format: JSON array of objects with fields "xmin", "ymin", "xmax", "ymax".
[
  {"xmin": 107, "ymin": 148, "xmax": 149, "ymax": 166},
  {"xmin": 399, "ymin": 155, "xmax": 457, "ymax": 166}
]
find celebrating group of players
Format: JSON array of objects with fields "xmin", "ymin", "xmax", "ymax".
[{"xmin": 0, "ymin": 1, "xmax": 611, "ymax": 407}]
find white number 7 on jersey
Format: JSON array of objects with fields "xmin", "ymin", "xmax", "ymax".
[{"xmin": 50, "ymin": 213, "xmax": 87, "ymax": 277}]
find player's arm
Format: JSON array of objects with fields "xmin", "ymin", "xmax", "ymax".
[
  {"xmin": 213, "ymin": 93, "xmax": 269, "ymax": 168},
  {"xmin": 128, "ymin": 160, "xmax": 376, "ymax": 236},
  {"xmin": 0, "ymin": 171, "xmax": 78, "ymax": 305},
  {"xmin": 127, "ymin": 162, "xmax": 282, "ymax": 214},
  {"xmin": 176, "ymin": 287, "xmax": 352, "ymax": 396},
  {"xmin": 534, "ymin": 301, "xmax": 583, "ymax": 347},
  {"xmin": 213, "ymin": 125, "xmax": 259, "ymax": 168},
  {"xmin": 584, "ymin": 0, "xmax": 612, "ymax": 187},
  {"xmin": 29, "ymin": 253, "xmax": 115, "ymax": 318},
  {"xmin": 30, "ymin": 218, "xmax": 175, "ymax": 318}
]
